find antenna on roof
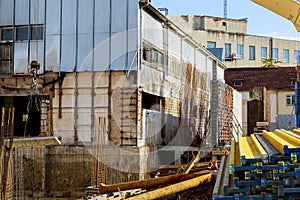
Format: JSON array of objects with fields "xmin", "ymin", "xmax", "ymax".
[{"xmin": 224, "ymin": 0, "xmax": 227, "ymax": 18}]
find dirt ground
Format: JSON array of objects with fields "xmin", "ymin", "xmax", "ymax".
[{"xmin": 157, "ymin": 173, "xmax": 217, "ymax": 200}]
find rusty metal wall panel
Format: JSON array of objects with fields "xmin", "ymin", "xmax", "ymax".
[
  {"xmin": 165, "ymin": 98, "xmax": 180, "ymax": 117},
  {"xmin": 0, "ymin": 0, "xmax": 14, "ymax": 25},
  {"xmin": 30, "ymin": 0, "xmax": 45, "ymax": 24},
  {"xmin": 15, "ymin": 0, "xmax": 29, "ymax": 25},
  {"xmin": 0, "ymin": 43, "xmax": 13, "ymax": 75},
  {"xmin": 14, "ymin": 42, "xmax": 28, "ymax": 74}
]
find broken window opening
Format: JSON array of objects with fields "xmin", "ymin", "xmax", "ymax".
[{"xmin": 0, "ymin": 95, "xmax": 51, "ymax": 137}]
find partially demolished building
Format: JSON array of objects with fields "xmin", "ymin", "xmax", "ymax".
[{"xmin": 0, "ymin": 0, "xmax": 240, "ymax": 198}]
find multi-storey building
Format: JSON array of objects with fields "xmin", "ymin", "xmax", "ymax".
[
  {"xmin": 0, "ymin": 1, "xmax": 241, "ymax": 198},
  {"xmin": 170, "ymin": 15, "xmax": 300, "ymax": 68}
]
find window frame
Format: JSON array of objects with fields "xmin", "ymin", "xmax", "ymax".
[
  {"xmin": 249, "ymin": 46, "xmax": 255, "ymax": 60},
  {"xmin": 16, "ymin": 26, "xmax": 29, "ymax": 41},
  {"xmin": 207, "ymin": 41, "xmax": 216, "ymax": 48},
  {"xmin": 283, "ymin": 49, "xmax": 289, "ymax": 63},
  {"xmin": 233, "ymin": 79, "xmax": 243, "ymax": 87},
  {"xmin": 272, "ymin": 48, "xmax": 278, "ymax": 61},
  {"xmin": 31, "ymin": 25, "xmax": 43, "ymax": 41},
  {"xmin": 294, "ymin": 50, "xmax": 299, "ymax": 64},
  {"xmin": 237, "ymin": 44, "xmax": 243, "ymax": 58},
  {"xmin": 224, "ymin": 43, "xmax": 231, "ymax": 59},
  {"xmin": 261, "ymin": 47, "xmax": 267, "ymax": 59},
  {"xmin": 0, "ymin": 28, "xmax": 14, "ymax": 42},
  {"xmin": 286, "ymin": 94, "xmax": 295, "ymax": 106}
]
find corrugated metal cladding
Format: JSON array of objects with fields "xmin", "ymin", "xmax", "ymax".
[{"xmin": 0, "ymin": 0, "xmax": 138, "ymax": 73}]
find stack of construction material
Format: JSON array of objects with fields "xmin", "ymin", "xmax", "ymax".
[{"xmin": 213, "ymin": 129, "xmax": 300, "ymax": 200}]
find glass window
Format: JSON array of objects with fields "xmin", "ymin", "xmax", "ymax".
[
  {"xmin": 31, "ymin": 26, "xmax": 43, "ymax": 40},
  {"xmin": 294, "ymin": 50, "xmax": 299, "ymax": 64},
  {"xmin": 261, "ymin": 47, "xmax": 267, "ymax": 59},
  {"xmin": 237, "ymin": 44, "xmax": 243, "ymax": 58},
  {"xmin": 152, "ymin": 50, "xmax": 158, "ymax": 63},
  {"xmin": 158, "ymin": 51, "xmax": 163, "ymax": 67},
  {"xmin": 249, "ymin": 46, "xmax": 255, "ymax": 60},
  {"xmin": 286, "ymin": 94, "xmax": 295, "ymax": 106},
  {"xmin": 16, "ymin": 27, "xmax": 29, "ymax": 41},
  {"xmin": 207, "ymin": 41, "xmax": 216, "ymax": 48},
  {"xmin": 1, "ymin": 28, "xmax": 14, "ymax": 41},
  {"xmin": 272, "ymin": 48, "xmax": 278, "ymax": 61},
  {"xmin": 224, "ymin": 43, "xmax": 231, "ymax": 58},
  {"xmin": 283, "ymin": 49, "xmax": 289, "ymax": 63}
]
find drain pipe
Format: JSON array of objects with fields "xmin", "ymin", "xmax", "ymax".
[{"xmin": 296, "ymin": 60, "xmax": 300, "ymax": 128}]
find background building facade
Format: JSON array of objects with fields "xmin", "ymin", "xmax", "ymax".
[{"xmin": 170, "ymin": 15, "xmax": 300, "ymax": 68}]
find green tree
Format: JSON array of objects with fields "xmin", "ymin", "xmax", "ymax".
[{"xmin": 262, "ymin": 53, "xmax": 282, "ymax": 68}]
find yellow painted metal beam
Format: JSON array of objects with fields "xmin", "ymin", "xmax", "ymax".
[
  {"xmin": 250, "ymin": 134, "xmax": 268, "ymax": 164},
  {"xmin": 251, "ymin": 0, "xmax": 300, "ymax": 31},
  {"xmin": 292, "ymin": 128, "xmax": 300, "ymax": 135},
  {"xmin": 275, "ymin": 129, "xmax": 300, "ymax": 146},
  {"xmin": 229, "ymin": 141, "xmax": 236, "ymax": 174},
  {"xmin": 262, "ymin": 130, "xmax": 298, "ymax": 155},
  {"xmin": 280, "ymin": 129, "xmax": 300, "ymax": 141},
  {"xmin": 238, "ymin": 135, "xmax": 261, "ymax": 165}
]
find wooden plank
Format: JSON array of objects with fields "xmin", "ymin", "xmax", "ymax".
[
  {"xmin": 125, "ymin": 173, "xmax": 211, "ymax": 200},
  {"xmin": 3, "ymin": 136, "xmax": 61, "ymax": 148},
  {"xmin": 99, "ymin": 171, "xmax": 210, "ymax": 194},
  {"xmin": 183, "ymin": 153, "xmax": 200, "ymax": 174}
]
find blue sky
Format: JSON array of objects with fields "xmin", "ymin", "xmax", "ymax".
[{"xmin": 151, "ymin": 0, "xmax": 300, "ymax": 40}]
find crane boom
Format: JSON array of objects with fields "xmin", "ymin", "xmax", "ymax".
[{"xmin": 251, "ymin": 0, "xmax": 300, "ymax": 31}]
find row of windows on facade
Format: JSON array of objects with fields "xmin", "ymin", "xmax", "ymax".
[
  {"xmin": 0, "ymin": 26, "xmax": 43, "ymax": 42},
  {"xmin": 207, "ymin": 41, "xmax": 299, "ymax": 63},
  {"xmin": 143, "ymin": 45, "xmax": 182, "ymax": 76}
]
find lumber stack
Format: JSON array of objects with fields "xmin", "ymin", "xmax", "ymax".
[
  {"xmin": 213, "ymin": 129, "xmax": 300, "ymax": 200},
  {"xmin": 86, "ymin": 171, "xmax": 211, "ymax": 200}
]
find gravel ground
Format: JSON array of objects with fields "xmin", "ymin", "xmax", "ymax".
[{"xmin": 156, "ymin": 172, "xmax": 217, "ymax": 200}]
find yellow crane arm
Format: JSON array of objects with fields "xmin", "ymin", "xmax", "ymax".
[{"xmin": 251, "ymin": 0, "xmax": 300, "ymax": 31}]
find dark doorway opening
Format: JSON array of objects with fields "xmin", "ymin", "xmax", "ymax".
[{"xmin": 0, "ymin": 96, "xmax": 41, "ymax": 137}]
